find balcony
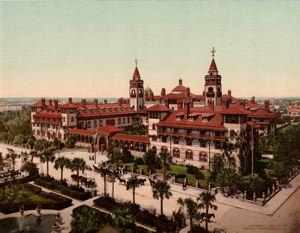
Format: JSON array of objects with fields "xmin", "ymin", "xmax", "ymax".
[{"xmin": 157, "ymin": 130, "xmax": 224, "ymax": 140}]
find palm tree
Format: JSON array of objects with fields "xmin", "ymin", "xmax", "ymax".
[
  {"xmin": 177, "ymin": 197, "xmax": 199, "ymax": 231},
  {"xmin": 29, "ymin": 150, "xmax": 38, "ymax": 162},
  {"xmin": 71, "ymin": 206, "xmax": 103, "ymax": 233},
  {"xmin": 6, "ymin": 148, "xmax": 19, "ymax": 179},
  {"xmin": 70, "ymin": 158, "xmax": 86, "ymax": 188},
  {"xmin": 152, "ymin": 180, "xmax": 172, "ymax": 216},
  {"xmin": 159, "ymin": 151, "xmax": 172, "ymax": 180},
  {"xmin": 40, "ymin": 148, "xmax": 55, "ymax": 177},
  {"xmin": 108, "ymin": 169, "xmax": 117, "ymax": 199},
  {"xmin": 126, "ymin": 175, "xmax": 144, "ymax": 205},
  {"xmin": 112, "ymin": 208, "xmax": 135, "ymax": 233},
  {"xmin": 98, "ymin": 166, "xmax": 111, "ymax": 196},
  {"xmin": 198, "ymin": 191, "xmax": 217, "ymax": 231},
  {"xmin": 172, "ymin": 207, "xmax": 186, "ymax": 233},
  {"xmin": 54, "ymin": 157, "xmax": 71, "ymax": 182}
]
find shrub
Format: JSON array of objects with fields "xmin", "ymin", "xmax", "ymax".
[
  {"xmin": 186, "ymin": 164, "xmax": 199, "ymax": 175},
  {"xmin": 194, "ymin": 170, "xmax": 205, "ymax": 180},
  {"xmin": 175, "ymin": 173, "xmax": 186, "ymax": 179},
  {"xmin": 134, "ymin": 157, "xmax": 145, "ymax": 165}
]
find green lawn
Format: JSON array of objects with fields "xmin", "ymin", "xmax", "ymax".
[
  {"xmin": 124, "ymin": 163, "xmax": 211, "ymax": 187},
  {"xmin": 27, "ymin": 191, "xmax": 49, "ymax": 202}
]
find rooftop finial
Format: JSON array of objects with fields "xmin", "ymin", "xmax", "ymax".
[
  {"xmin": 211, "ymin": 47, "xmax": 216, "ymax": 58},
  {"xmin": 134, "ymin": 59, "xmax": 138, "ymax": 66}
]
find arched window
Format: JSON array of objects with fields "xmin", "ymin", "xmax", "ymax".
[
  {"xmin": 199, "ymin": 152, "xmax": 208, "ymax": 162},
  {"xmin": 229, "ymin": 157, "xmax": 236, "ymax": 168},
  {"xmin": 173, "ymin": 148, "xmax": 180, "ymax": 158},
  {"xmin": 161, "ymin": 146, "xmax": 168, "ymax": 153},
  {"xmin": 185, "ymin": 150, "xmax": 193, "ymax": 160},
  {"xmin": 152, "ymin": 146, "xmax": 157, "ymax": 154},
  {"xmin": 130, "ymin": 89, "xmax": 136, "ymax": 97},
  {"xmin": 208, "ymin": 87, "xmax": 214, "ymax": 93}
]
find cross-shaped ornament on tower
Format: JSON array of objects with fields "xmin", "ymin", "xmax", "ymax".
[
  {"xmin": 211, "ymin": 47, "xmax": 216, "ymax": 57},
  {"xmin": 135, "ymin": 59, "xmax": 138, "ymax": 66}
]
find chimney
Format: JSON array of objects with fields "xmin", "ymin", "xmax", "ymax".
[
  {"xmin": 54, "ymin": 99, "xmax": 58, "ymax": 109},
  {"xmin": 179, "ymin": 78, "xmax": 182, "ymax": 86},
  {"xmin": 251, "ymin": 96, "xmax": 255, "ymax": 104},
  {"xmin": 68, "ymin": 97, "xmax": 72, "ymax": 103},
  {"xmin": 226, "ymin": 99, "xmax": 230, "ymax": 109},
  {"xmin": 186, "ymin": 87, "xmax": 190, "ymax": 98},
  {"xmin": 49, "ymin": 99, "xmax": 53, "ymax": 106},
  {"xmin": 94, "ymin": 99, "xmax": 98, "ymax": 106},
  {"xmin": 185, "ymin": 100, "xmax": 191, "ymax": 117},
  {"xmin": 208, "ymin": 99, "xmax": 214, "ymax": 111},
  {"xmin": 41, "ymin": 98, "xmax": 46, "ymax": 107},
  {"xmin": 104, "ymin": 99, "xmax": 107, "ymax": 104},
  {"xmin": 264, "ymin": 100, "xmax": 270, "ymax": 111},
  {"xmin": 161, "ymin": 88, "xmax": 166, "ymax": 97},
  {"xmin": 81, "ymin": 99, "xmax": 86, "ymax": 107},
  {"xmin": 228, "ymin": 90, "xmax": 232, "ymax": 98}
]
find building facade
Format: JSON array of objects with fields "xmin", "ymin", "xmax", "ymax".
[{"xmin": 31, "ymin": 52, "xmax": 278, "ymax": 169}]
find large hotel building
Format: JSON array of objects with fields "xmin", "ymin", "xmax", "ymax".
[{"xmin": 31, "ymin": 53, "xmax": 278, "ymax": 169}]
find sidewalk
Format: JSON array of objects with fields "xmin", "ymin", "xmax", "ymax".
[{"xmin": 214, "ymin": 174, "xmax": 300, "ymax": 215}]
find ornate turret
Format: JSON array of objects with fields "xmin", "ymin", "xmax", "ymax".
[
  {"xmin": 204, "ymin": 47, "xmax": 222, "ymax": 107},
  {"xmin": 129, "ymin": 59, "xmax": 144, "ymax": 110}
]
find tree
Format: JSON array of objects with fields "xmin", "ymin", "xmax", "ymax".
[
  {"xmin": 172, "ymin": 207, "xmax": 186, "ymax": 233},
  {"xmin": 177, "ymin": 197, "xmax": 199, "ymax": 231},
  {"xmin": 107, "ymin": 169, "xmax": 117, "ymax": 199},
  {"xmin": 98, "ymin": 166, "xmax": 111, "ymax": 196},
  {"xmin": 6, "ymin": 148, "xmax": 19, "ymax": 179},
  {"xmin": 70, "ymin": 158, "xmax": 87, "ymax": 188},
  {"xmin": 152, "ymin": 180, "xmax": 172, "ymax": 216},
  {"xmin": 71, "ymin": 206, "xmax": 103, "ymax": 233},
  {"xmin": 29, "ymin": 150, "xmax": 38, "ymax": 162},
  {"xmin": 54, "ymin": 157, "xmax": 71, "ymax": 182},
  {"xmin": 21, "ymin": 161, "xmax": 39, "ymax": 176},
  {"xmin": 159, "ymin": 151, "xmax": 172, "ymax": 180},
  {"xmin": 198, "ymin": 191, "xmax": 217, "ymax": 231},
  {"xmin": 210, "ymin": 156, "xmax": 225, "ymax": 181},
  {"xmin": 126, "ymin": 175, "xmax": 144, "ymax": 205},
  {"xmin": 13, "ymin": 133, "xmax": 26, "ymax": 145},
  {"xmin": 0, "ymin": 184, "xmax": 29, "ymax": 205},
  {"xmin": 143, "ymin": 149, "xmax": 160, "ymax": 173},
  {"xmin": 40, "ymin": 148, "xmax": 55, "ymax": 177},
  {"xmin": 108, "ymin": 146, "xmax": 122, "ymax": 164},
  {"xmin": 216, "ymin": 168, "xmax": 240, "ymax": 195},
  {"xmin": 121, "ymin": 148, "xmax": 134, "ymax": 163},
  {"xmin": 112, "ymin": 208, "xmax": 135, "ymax": 233}
]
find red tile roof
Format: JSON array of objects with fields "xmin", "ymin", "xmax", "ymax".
[
  {"xmin": 60, "ymin": 102, "xmax": 78, "ymax": 109},
  {"xmin": 158, "ymin": 110, "xmax": 227, "ymax": 131},
  {"xmin": 146, "ymin": 104, "xmax": 170, "ymax": 112},
  {"xmin": 208, "ymin": 58, "xmax": 218, "ymax": 73},
  {"xmin": 133, "ymin": 66, "xmax": 141, "ymax": 79},
  {"xmin": 221, "ymin": 105, "xmax": 250, "ymax": 115},
  {"xmin": 97, "ymin": 125, "xmax": 121, "ymax": 134},
  {"xmin": 35, "ymin": 111, "xmax": 62, "ymax": 118},
  {"xmin": 68, "ymin": 128, "xmax": 95, "ymax": 136},
  {"xmin": 112, "ymin": 133, "xmax": 150, "ymax": 144},
  {"xmin": 172, "ymin": 85, "xmax": 187, "ymax": 93}
]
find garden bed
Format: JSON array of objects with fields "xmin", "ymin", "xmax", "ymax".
[
  {"xmin": 94, "ymin": 196, "xmax": 177, "ymax": 233},
  {"xmin": 0, "ymin": 183, "xmax": 72, "ymax": 214},
  {"xmin": 34, "ymin": 176, "xmax": 91, "ymax": 201},
  {"xmin": 72, "ymin": 205, "xmax": 148, "ymax": 233}
]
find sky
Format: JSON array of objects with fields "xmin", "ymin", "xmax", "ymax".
[{"xmin": 0, "ymin": 1, "xmax": 300, "ymax": 98}]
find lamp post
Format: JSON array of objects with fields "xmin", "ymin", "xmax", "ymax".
[{"xmin": 251, "ymin": 117, "xmax": 255, "ymax": 178}]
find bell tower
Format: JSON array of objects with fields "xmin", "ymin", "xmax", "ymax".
[
  {"xmin": 129, "ymin": 60, "xmax": 144, "ymax": 110},
  {"xmin": 204, "ymin": 47, "xmax": 222, "ymax": 106}
]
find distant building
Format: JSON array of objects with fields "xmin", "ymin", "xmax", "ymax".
[{"xmin": 287, "ymin": 101, "xmax": 300, "ymax": 118}]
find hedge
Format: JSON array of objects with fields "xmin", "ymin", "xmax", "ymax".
[
  {"xmin": 34, "ymin": 177, "xmax": 91, "ymax": 200},
  {"xmin": 0, "ymin": 183, "xmax": 72, "ymax": 214}
]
